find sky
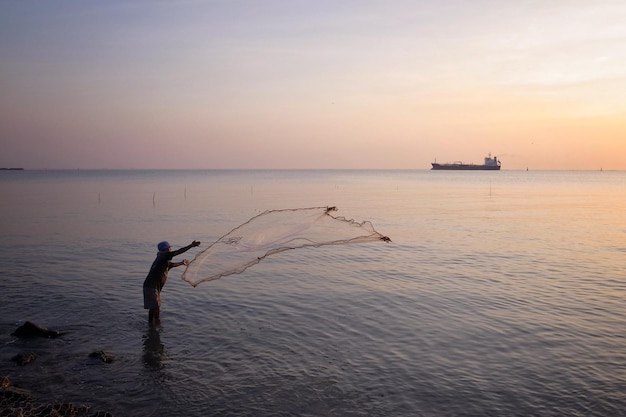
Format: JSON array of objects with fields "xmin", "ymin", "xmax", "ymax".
[{"xmin": 1, "ymin": 1, "xmax": 625, "ymax": 170}]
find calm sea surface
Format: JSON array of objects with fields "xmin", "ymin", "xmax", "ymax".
[{"xmin": 0, "ymin": 169, "xmax": 624, "ymax": 416}]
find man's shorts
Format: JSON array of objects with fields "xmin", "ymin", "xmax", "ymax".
[{"xmin": 143, "ymin": 287, "xmax": 161, "ymax": 309}]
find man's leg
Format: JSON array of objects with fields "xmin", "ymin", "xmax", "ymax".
[{"xmin": 154, "ymin": 305, "xmax": 160, "ymax": 323}]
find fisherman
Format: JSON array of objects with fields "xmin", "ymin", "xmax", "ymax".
[{"xmin": 143, "ymin": 240, "xmax": 200, "ymax": 325}]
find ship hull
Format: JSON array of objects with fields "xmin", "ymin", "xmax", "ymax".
[{"xmin": 431, "ymin": 163, "xmax": 500, "ymax": 170}]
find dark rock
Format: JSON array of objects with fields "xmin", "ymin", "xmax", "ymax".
[
  {"xmin": 11, "ymin": 351, "xmax": 37, "ymax": 366},
  {"xmin": 11, "ymin": 321, "xmax": 62, "ymax": 338},
  {"xmin": 88, "ymin": 350, "xmax": 115, "ymax": 364}
]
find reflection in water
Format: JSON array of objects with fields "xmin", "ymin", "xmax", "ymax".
[{"xmin": 143, "ymin": 327, "xmax": 164, "ymax": 369}]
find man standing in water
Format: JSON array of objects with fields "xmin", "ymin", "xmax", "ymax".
[{"xmin": 143, "ymin": 240, "xmax": 201, "ymax": 325}]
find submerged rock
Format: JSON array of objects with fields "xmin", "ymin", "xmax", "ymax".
[
  {"xmin": 11, "ymin": 351, "xmax": 37, "ymax": 366},
  {"xmin": 89, "ymin": 350, "xmax": 115, "ymax": 364},
  {"xmin": 11, "ymin": 321, "xmax": 62, "ymax": 338}
]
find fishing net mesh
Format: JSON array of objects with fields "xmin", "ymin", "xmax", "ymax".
[{"xmin": 182, "ymin": 206, "xmax": 390, "ymax": 287}]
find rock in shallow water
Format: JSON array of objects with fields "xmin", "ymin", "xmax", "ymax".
[
  {"xmin": 11, "ymin": 351, "xmax": 37, "ymax": 366},
  {"xmin": 11, "ymin": 321, "xmax": 62, "ymax": 338},
  {"xmin": 88, "ymin": 350, "xmax": 115, "ymax": 364}
]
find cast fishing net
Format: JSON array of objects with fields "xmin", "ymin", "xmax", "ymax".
[{"xmin": 182, "ymin": 206, "xmax": 390, "ymax": 287}]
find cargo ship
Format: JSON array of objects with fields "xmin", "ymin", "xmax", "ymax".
[{"xmin": 431, "ymin": 154, "xmax": 501, "ymax": 170}]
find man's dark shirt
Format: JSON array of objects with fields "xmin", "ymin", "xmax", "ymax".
[{"xmin": 143, "ymin": 251, "xmax": 175, "ymax": 291}]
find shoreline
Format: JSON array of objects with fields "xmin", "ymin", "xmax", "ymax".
[{"xmin": 1, "ymin": 374, "xmax": 113, "ymax": 417}]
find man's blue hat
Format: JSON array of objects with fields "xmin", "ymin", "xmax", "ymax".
[{"xmin": 157, "ymin": 241, "xmax": 171, "ymax": 251}]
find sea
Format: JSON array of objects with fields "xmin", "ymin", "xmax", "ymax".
[{"xmin": 0, "ymin": 169, "xmax": 624, "ymax": 417}]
